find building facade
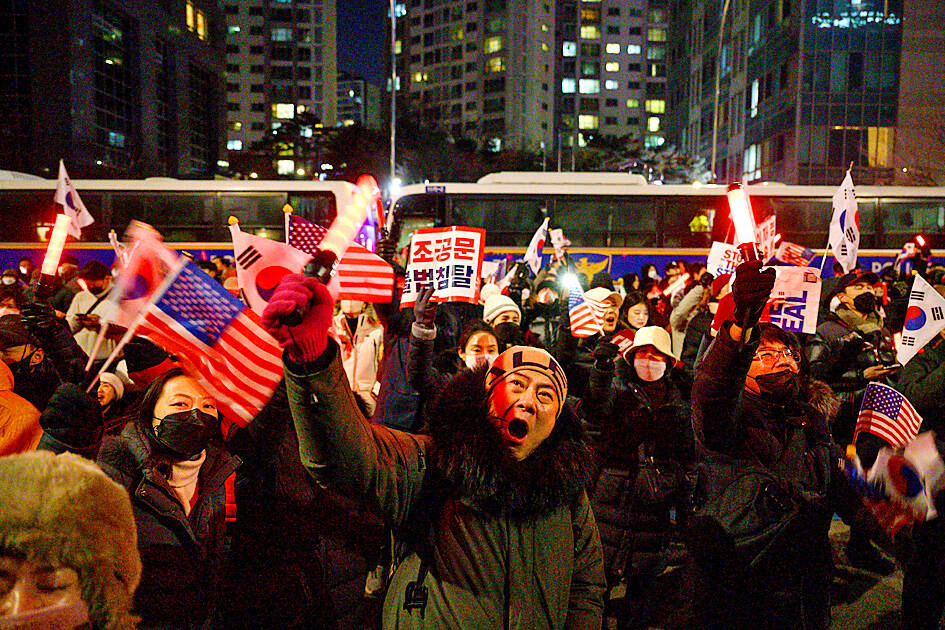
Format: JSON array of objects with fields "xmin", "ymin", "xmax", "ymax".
[
  {"xmin": 338, "ymin": 72, "xmax": 382, "ymax": 128},
  {"xmin": 0, "ymin": 0, "xmax": 226, "ymax": 178},
  {"xmin": 667, "ymin": 0, "xmax": 943, "ymax": 186},
  {"xmin": 224, "ymin": 0, "xmax": 338, "ymax": 173}
]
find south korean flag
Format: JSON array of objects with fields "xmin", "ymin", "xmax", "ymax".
[{"xmin": 899, "ymin": 274, "xmax": 945, "ymax": 366}]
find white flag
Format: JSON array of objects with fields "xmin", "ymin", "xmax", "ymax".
[
  {"xmin": 898, "ymin": 273, "xmax": 945, "ymax": 366},
  {"xmin": 829, "ymin": 170, "xmax": 859, "ymax": 274},
  {"xmin": 54, "ymin": 160, "xmax": 95, "ymax": 238},
  {"xmin": 523, "ymin": 217, "xmax": 549, "ymax": 275},
  {"xmin": 549, "ymin": 227, "xmax": 571, "ymax": 260},
  {"xmin": 229, "ymin": 222, "xmax": 311, "ymax": 316}
]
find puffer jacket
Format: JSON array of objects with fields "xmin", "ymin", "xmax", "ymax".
[
  {"xmin": 897, "ymin": 336, "xmax": 945, "ymax": 451},
  {"xmin": 690, "ymin": 324, "xmax": 865, "ymax": 630},
  {"xmin": 284, "ymin": 340, "xmax": 606, "ymax": 629},
  {"xmin": 0, "ymin": 361, "xmax": 41, "ymax": 455},
  {"xmin": 42, "ymin": 421, "xmax": 241, "ymax": 629}
]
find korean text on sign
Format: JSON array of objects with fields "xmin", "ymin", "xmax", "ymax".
[{"xmin": 402, "ymin": 226, "xmax": 485, "ymax": 308}]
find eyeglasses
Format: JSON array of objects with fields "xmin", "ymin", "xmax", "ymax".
[{"xmin": 753, "ymin": 348, "xmax": 800, "ymax": 363}]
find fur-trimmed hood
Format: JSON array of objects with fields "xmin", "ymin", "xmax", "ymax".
[{"xmin": 425, "ymin": 366, "xmax": 597, "ymax": 519}]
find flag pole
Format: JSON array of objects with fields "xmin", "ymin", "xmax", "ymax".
[
  {"xmin": 87, "ymin": 258, "xmax": 188, "ymax": 392},
  {"xmin": 818, "ymin": 242, "xmax": 833, "ymax": 274},
  {"xmin": 83, "ymin": 321, "xmax": 110, "ymax": 373}
]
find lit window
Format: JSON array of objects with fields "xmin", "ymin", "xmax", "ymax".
[
  {"xmin": 484, "ymin": 36, "xmax": 503, "ymax": 53},
  {"xmin": 485, "ymin": 57, "xmax": 505, "ymax": 72},
  {"xmin": 186, "ymin": 1, "xmax": 208, "ymax": 41},
  {"xmin": 627, "ymin": 44, "xmax": 641, "ymax": 55},
  {"xmin": 271, "ymin": 28, "xmax": 293, "ymax": 41},
  {"xmin": 394, "ymin": 39, "xmax": 402, "ymax": 54},
  {"xmin": 227, "ymin": 25, "xmax": 240, "ymax": 34},
  {"xmin": 579, "ymin": 79, "xmax": 600, "ymax": 94},
  {"xmin": 605, "ymin": 62, "xmax": 619, "ymax": 72},
  {"xmin": 647, "ymin": 28, "xmax": 666, "ymax": 42},
  {"xmin": 452, "ymin": 26, "xmax": 464, "ymax": 40},
  {"xmin": 273, "ymin": 103, "xmax": 295, "ymax": 119},
  {"xmin": 578, "ymin": 115, "xmax": 599, "ymax": 130},
  {"xmin": 647, "ymin": 116, "xmax": 660, "ymax": 132},
  {"xmin": 580, "ymin": 25, "xmax": 600, "ymax": 39},
  {"xmin": 541, "ymin": 24, "xmax": 549, "ymax": 32},
  {"xmin": 645, "ymin": 135, "xmax": 665, "ymax": 148},
  {"xmin": 867, "ymin": 127, "xmax": 893, "ymax": 167},
  {"xmin": 227, "ymin": 140, "xmax": 243, "ymax": 150},
  {"xmin": 604, "ymin": 80, "xmax": 618, "ymax": 90},
  {"xmin": 230, "ymin": 122, "xmax": 242, "ymax": 131},
  {"xmin": 605, "ymin": 43, "xmax": 621, "ymax": 54},
  {"xmin": 413, "ymin": 71, "xmax": 424, "ymax": 83},
  {"xmin": 743, "ymin": 143, "xmax": 761, "ymax": 179},
  {"xmin": 644, "ymin": 99, "xmax": 665, "ymax": 113},
  {"xmin": 626, "ymin": 99, "xmax": 639, "ymax": 108},
  {"xmin": 277, "ymin": 160, "xmax": 295, "ymax": 175},
  {"xmin": 541, "ymin": 42, "xmax": 549, "ymax": 51},
  {"xmin": 563, "ymin": 41, "xmax": 577, "ymax": 57},
  {"xmin": 562, "ymin": 78, "xmax": 576, "ymax": 93},
  {"xmin": 750, "ymin": 79, "xmax": 759, "ymax": 117}
]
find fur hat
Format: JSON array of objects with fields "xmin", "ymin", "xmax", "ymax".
[
  {"xmin": 98, "ymin": 372, "xmax": 125, "ymax": 401},
  {"xmin": 485, "ymin": 346, "xmax": 567, "ymax": 417},
  {"xmin": 0, "ymin": 451, "xmax": 141, "ymax": 629},
  {"xmin": 483, "ymin": 294, "xmax": 521, "ymax": 324}
]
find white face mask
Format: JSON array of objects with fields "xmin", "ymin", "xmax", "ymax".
[
  {"xmin": 647, "ymin": 268, "xmax": 659, "ymax": 279},
  {"xmin": 464, "ymin": 353, "xmax": 498, "ymax": 370},
  {"xmin": 1, "ymin": 276, "xmax": 15, "ymax": 285},
  {"xmin": 634, "ymin": 357, "xmax": 667, "ymax": 382},
  {"xmin": 18, "ymin": 265, "xmax": 28, "ymax": 275}
]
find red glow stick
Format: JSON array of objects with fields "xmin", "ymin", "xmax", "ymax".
[{"xmin": 41, "ymin": 214, "xmax": 72, "ymax": 277}]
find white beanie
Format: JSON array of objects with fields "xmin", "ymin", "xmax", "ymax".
[
  {"xmin": 99, "ymin": 372, "xmax": 125, "ymax": 401},
  {"xmin": 483, "ymin": 294, "xmax": 521, "ymax": 324}
]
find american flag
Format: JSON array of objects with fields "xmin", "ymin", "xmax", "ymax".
[
  {"xmin": 568, "ymin": 285, "xmax": 607, "ymax": 337},
  {"xmin": 855, "ymin": 382, "xmax": 924, "ymax": 447},
  {"xmin": 774, "ymin": 241, "xmax": 817, "ymax": 267},
  {"xmin": 286, "ymin": 214, "xmax": 393, "ymax": 302},
  {"xmin": 137, "ymin": 261, "xmax": 284, "ymax": 428}
]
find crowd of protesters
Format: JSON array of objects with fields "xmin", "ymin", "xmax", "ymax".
[{"xmin": 1, "ymin": 234, "xmax": 945, "ymax": 630}]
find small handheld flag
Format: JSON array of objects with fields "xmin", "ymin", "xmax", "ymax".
[
  {"xmin": 855, "ymin": 382, "xmax": 923, "ymax": 448},
  {"xmin": 829, "ymin": 169, "xmax": 860, "ymax": 274},
  {"xmin": 566, "ymin": 279, "xmax": 606, "ymax": 338},
  {"xmin": 898, "ymin": 273, "xmax": 945, "ymax": 366},
  {"xmin": 523, "ymin": 217, "xmax": 549, "ymax": 275},
  {"xmin": 54, "ymin": 160, "xmax": 94, "ymax": 238}
]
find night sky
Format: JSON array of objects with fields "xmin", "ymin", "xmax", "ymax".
[{"xmin": 337, "ymin": 0, "xmax": 385, "ymax": 86}]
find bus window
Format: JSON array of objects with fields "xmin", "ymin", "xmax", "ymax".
[
  {"xmin": 111, "ymin": 192, "xmax": 216, "ymax": 239},
  {"xmin": 662, "ymin": 195, "xmax": 725, "ymax": 248},
  {"xmin": 766, "ymin": 197, "xmax": 841, "ymax": 249},
  {"xmin": 0, "ymin": 192, "xmax": 87, "ymax": 241},
  {"xmin": 879, "ymin": 198, "xmax": 945, "ymax": 249},
  {"xmin": 449, "ymin": 195, "xmax": 545, "ymax": 246},
  {"xmin": 550, "ymin": 195, "xmax": 657, "ymax": 247},
  {"xmin": 288, "ymin": 192, "xmax": 336, "ymax": 226}
]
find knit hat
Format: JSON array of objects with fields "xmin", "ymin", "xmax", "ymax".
[
  {"xmin": 483, "ymin": 294, "xmax": 521, "ymax": 324},
  {"xmin": 589, "ymin": 271, "xmax": 615, "ymax": 291},
  {"xmin": 123, "ymin": 337, "xmax": 175, "ymax": 387},
  {"xmin": 98, "ymin": 372, "xmax": 125, "ymax": 401},
  {"xmin": 0, "ymin": 451, "xmax": 141, "ymax": 629},
  {"xmin": 485, "ymin": 346, "xmax": 568, "ymax": 417},
  {"xmin": 479, "ymin": 283, "xmax": 500, "ymax": 304}
]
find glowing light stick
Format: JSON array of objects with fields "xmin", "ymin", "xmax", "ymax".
[
  {"xmin": 36, "ymin": 214, "xmax": 72, "ymax": 299},
  {"xmin": 281, "ymin": 181, "xmax": 375, "ymax": 326},
  {"xmin": 916, "ymin": 234, "xmax": 927, "ymax": 248},
  {"xmin": 356, "ymin": 174, "xmax": 385, "ymax": 232},
  {"xmin": 727, "ymin": 183, "xmax": 759, "ymax": 262},
  {"xmin": 662, "ymin": 272, "xmax": 691, "ymax": 296}
]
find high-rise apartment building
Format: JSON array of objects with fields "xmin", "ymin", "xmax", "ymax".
[
  {"xmin": 338, "ymin": 72, "xmax": 382, "ymax": 129},
  {"xmin": 667, "ymin": 0, "xmax": 944, "ymax": 185},
  {"xmin": 0, "ymin": 0, "xmax": 225, "ymax": 178},
  {"xmin": 224, "ymin": 0, "xmax": 337, "ymax": 170},
  {"xmin": 554, "ymin": 0, "xmax": 670, "ymax": 156}
]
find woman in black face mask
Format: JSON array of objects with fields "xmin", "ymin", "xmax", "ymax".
[{"xmin": 38, "ymin": 368, "xmax": 240, "ymax": 629}]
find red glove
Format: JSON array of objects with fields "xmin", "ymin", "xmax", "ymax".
[{"xmin": 261, "ymin": 274, "xmax": 335, "ymax": 362}]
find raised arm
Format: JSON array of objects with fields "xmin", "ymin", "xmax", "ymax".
[{"xmin": 263, "ymin": 274, "xmax": 430, "ymax": 526}]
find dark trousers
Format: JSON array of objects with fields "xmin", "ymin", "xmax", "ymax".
[{"xmin": 902, "ymin": 518, "xmax": 945, "ymax": 630}]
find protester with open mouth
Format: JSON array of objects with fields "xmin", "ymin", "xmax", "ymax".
[
  {"xmin": 556, "ymin": 284, "xmax": 626, "ymax": 399},
  {"xmin": 263, "ymin": 274, "xmax": 605, "ymax": 629}
]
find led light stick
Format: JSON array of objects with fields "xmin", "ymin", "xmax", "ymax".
[
  {"xmin": 727, "ymin": 183, "xmax": 759, "ymax": 263},
  {"xmin": 357, "ymin": 174, "xmax": 385, "ymax": 233},
  {"xmin": 36, "ymin": 214, "xmax": 72, "ymax": 299},
  {"xmin": 281, "ymin": 181, "xmax": 376, "ymax": 326},
  {"xmin": 662, "ymin": 272, "xmax": 691, "ymax": 297}
]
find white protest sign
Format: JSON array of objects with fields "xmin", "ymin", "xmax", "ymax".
[
  {"xmin": 759, "ymin": 266, "xmax": 822, "ymax": 335},
  {"xmin": 480, "ymin": 259, "xmax": 500, "ymax": 280},
  {"xmin": 402, "ymin": 226, "xmax": 485, "ymax": 308},
  {"xmin": 707, "ymin": 241, "xmax": 742, "ymax": 277},
  {"xmin": 755, "ymin": 215, "xmax": 777, "ymax": 262}
]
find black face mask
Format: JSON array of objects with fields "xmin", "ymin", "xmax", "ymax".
[
  {"xmin": 493, "ymin": 321, "xmax": 525, "ymax": 347},
  {"xmin": 754, "ymin": 369, "xmax": 800, "ymax": 402},
  {"xmin": 152, "ymin": 409, "xmax": 218, "ymax": 459},
  {"xmin": 853, "ymin": 292, "xmax": 877, "ymax": 314}
]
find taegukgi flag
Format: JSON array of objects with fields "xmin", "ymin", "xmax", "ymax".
[
  {"xmin": 54, "ymin": 160, "xmax": 95, "ymax": 238},
  {"xmin": 898, "ymin": 273, "xmax": 945, "ymax": 366},
  {"xmin": 523, "ymin": 217, "xmax": 549, "ymax": 275},
  {"xmin": 229, "ymin": 220, "xmax": 313, "ymax": 317},
  {"xmin": 829, "ymin": 169, "xmax": 859, "ymax": 274}
]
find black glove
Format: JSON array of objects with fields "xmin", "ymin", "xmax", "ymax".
[
  {"xmin": 731, "ymin": 260, "xmax": 775, "ymax": 328},
  {"xmin": 413, "ymin": 285, "xmax": 437, "ymax": 328},
  {"xmin": 375, "ymin": 237, "xmax": 396, "ymax": 263},
  {"xmin": 39, "ymin": 382, "xmax": 104, "ymax": 449},
  {"xmin": 593, "ymin": 341, "xmax": 620, "ymax": 371}
]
